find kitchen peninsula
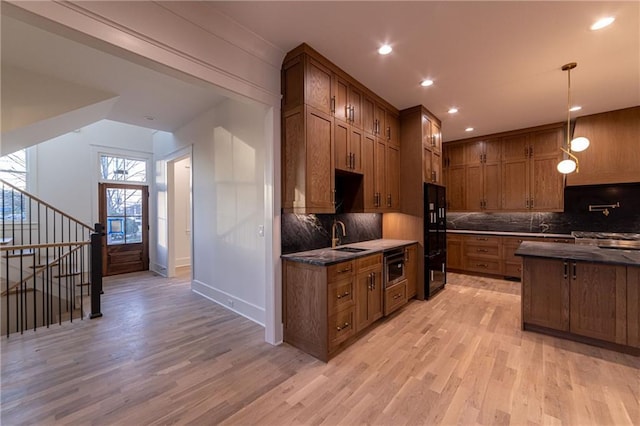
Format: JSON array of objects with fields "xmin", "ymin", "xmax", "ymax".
[{"xmin": 516, "ymin": 242, "xmax": 640, "ymax": 355}]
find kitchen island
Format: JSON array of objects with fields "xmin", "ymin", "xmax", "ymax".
[{"xmin": 516, "ymin": 242, "xmax": 640, "ymax": 355}]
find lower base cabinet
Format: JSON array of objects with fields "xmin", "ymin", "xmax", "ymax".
[
  {"xmin": 522, "ymin": 257, "xmax": 636, "ymax": 353},
  {"xmin": 285, "ymin": 252, "xmax": 406, "ymax": 361}
]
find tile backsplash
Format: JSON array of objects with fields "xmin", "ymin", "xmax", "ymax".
[{"xmin": 281, "ymin": 213, "xmax": 382, "ymax": 254}]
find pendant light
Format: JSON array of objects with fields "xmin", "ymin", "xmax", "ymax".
[{"xmin": 557, "ymin": 62, "xmax": 590, "ymax": 174}]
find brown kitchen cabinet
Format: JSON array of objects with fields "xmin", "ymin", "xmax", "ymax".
[
  {"xmin": 283, "ymin": 252, "xmax": 390, "ymax": 361},
  {"xmin": 464, "ymin": 139, "xmax": 501, "ymax": 211},
  {"xmin": 282, "ymin": 105, "xmax": 335, "ymax": 213},
  {"xmin": 503, "ymin": 236, "xmax": 574, "ymax": 279},
  {"xmin": 385, "ymin": 143, "xmax": 401, "ymax": 211},
  {"xmin": 522, "ymin": 257, "xmax": 570, "ymax": 331},
  {"xmin": 384, "ymin": 280, "xmax": 407, "ymax": 316},
  {"xmin": 502, "ymin": 126, "xmax": 564, "ymax": 211},
  {"xmin": 569, "ymin": 261, "xmax": 627, "ymax": 344},
  {"xmin": 566, "ymin": 106, "xmax": 640, "ymax": 186},
  {"xmin": 463, "ymin": 235, "xmax": 501, "ymax": 275},
  {"xmin": 335, "ymin": 121, "xmax": 364, "ymax": 173},
  {"xmin": 442, "ymin": 143, "xmax": 466, "ymax": 211},
  {"xmin": 355, "ymin": 254, "xmax": 383, "ymax": 332},
  {"xmin": 446, "ymin": 234, "xmax": 464, "ymax": 270},
  {"xmin": 405, "ymin": 244, "xmax": 418, "ymax": 299},
  {"xmin": 628, "ymin": 267, "xmax": 640, "ymax": 348},
  {"xmin": 386, "ymin": 111, "xmax": 400, "ymax": 146}
]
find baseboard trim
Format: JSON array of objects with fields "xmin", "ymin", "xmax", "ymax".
[{"xmin": 192, "ymin": 279, "xmax": 265, "ymax": 327}]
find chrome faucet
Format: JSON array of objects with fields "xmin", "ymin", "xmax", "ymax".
[{"xmin": 331, "ymin": 220, "xmax": 346, "ymax": 248}]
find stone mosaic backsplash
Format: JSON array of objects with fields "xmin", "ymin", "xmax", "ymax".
[{"xmin": 281, "ymin": 213, "xmax": 382, "ymax": 254}]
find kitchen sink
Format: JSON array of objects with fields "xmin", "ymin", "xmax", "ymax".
[{"xmin": 332, "ymin": 247, "xmax": 368, "ymax": 253}]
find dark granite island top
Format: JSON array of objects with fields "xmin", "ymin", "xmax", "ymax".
[
  {"xmin": 515, "ymin": 241, "xmax": 640, "ymax": 266},
  {"xmin": 281, "ymin": 239, "xmax": 417, "ymax": 266}
]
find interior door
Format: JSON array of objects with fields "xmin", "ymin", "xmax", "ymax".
[{"xmin": 99, "ymin": 183, "xmax": 149, "ymax": 276}]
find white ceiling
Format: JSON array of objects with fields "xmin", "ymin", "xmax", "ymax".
[
  {"xmin": 1, "ymin": 1, "xmax": 639, "ymax": 144},
  {"xmin": 213, "ymin": 1, "xmax": 639, "ymax": 141}
]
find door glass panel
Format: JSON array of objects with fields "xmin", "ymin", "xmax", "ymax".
[{"xmin": 105, "ymin": 188, "xmax": 143, "ymax": 245}]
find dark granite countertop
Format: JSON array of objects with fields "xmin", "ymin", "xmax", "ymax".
[
  {"xmin": 447, "ymin": 229, "xmax": 573, "ymax": 239},
  {"xmin": 515, "ymin": 241, "xmax": 640, "ymax": 266},
  {"xmin": 281, "ymin": 239, "xmax": 417, "ymax": 266}
]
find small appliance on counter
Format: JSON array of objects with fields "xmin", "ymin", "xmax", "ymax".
[{"xmin": 424, "ymin": 183, "xmax": 447, "ymax": 298}]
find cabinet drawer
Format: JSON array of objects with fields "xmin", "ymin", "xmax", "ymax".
[
  {"xmin": 328, "ymin": 278, "xmax": 355, "ymax": 315},
  {"xmin": 466, "ymin": 235, "xmax": 500, "ymax": 245},
  {"xmin": 384, "ymin": 280, "xmax": 407, "ymax": 316},
  {"xmin": 464, "ymin": 243, "xmax": 500, "ymax": 258},
  {"xmin": 465, "ymin": 257, "xmax": 501, "ymax": 274},
  {"xmin": 328, "ymin": 307, "xmax": 355, "ymax": 350},
  {"xmin": 356, "ymin": 253, "xmax": 382, "ymax": 271},
  {"xmin": 328, "ymin": 260, "xmax": 355, "ymax": 282}
]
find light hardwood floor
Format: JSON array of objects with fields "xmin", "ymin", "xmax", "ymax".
[{"xmin": 1, "ymin": 271, "xmax": 638, "ymax": 425}]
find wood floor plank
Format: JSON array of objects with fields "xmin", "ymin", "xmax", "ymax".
[{"xmin": 2, "ymin": 271, "xmax": 638, "ymax": 425}]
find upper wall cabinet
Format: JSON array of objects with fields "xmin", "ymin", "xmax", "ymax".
[
  {"xmin": 566, "ymin": 106, "xmax": 640, "ymax": 186},
  {"xmin": 443, "ymin": 124, "xmax": 564, "ymax": 212},
  {"xmin": 281, "ymin": 43, "xmax": 400, "ymax": 214}
]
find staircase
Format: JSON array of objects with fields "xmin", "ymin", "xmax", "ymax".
[{"xmin": 1, "ymin": 179, "xmax": 103, "ymax": 336}]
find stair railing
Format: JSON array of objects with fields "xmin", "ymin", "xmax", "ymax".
[{"xmin": 1, "ymin": 179, "xmax": 102, "ymax": 336}]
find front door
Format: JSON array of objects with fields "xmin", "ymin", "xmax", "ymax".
[{"xmin": 99, "ymin": 183, "xmax": 149, "ymax": 276}]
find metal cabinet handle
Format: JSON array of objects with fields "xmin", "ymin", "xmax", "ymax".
[
  {"xmin": 525, "ymin": 198, "xmax": 530, "ymax": 208},
  {"xmin": 336, "ymin": 291, "xmax": 350, "ymax": 299},
  {"xmin": 572, "ymin": 262, "xmax": 577, "ymax": 280},
  {"xmin": 476, "ymin": 263, "xmax": 488, "ymax": 268},
  {"xmin": 476, "ymin": 237, "xmax": 488, "ymax": 241},
  {"xmin": 331, "ymin": 97, "xmax": 336, "ymax": 113},
  {"xmin": 387, "ymin": 127, "xmax": 391, "ymax": 140},
  {"xmin": 336, "ymin": 322, "xmax": 350, "ymax": 331},
  {"xmin": 476, "ymin": 248, "xmax": 489, "ymax": 253},
  {"xmin": 387, "ymin": 194, "xmax": 392, "ymax": 207},
  {"xmin": 441, "ymin": 263, "xmax": 445, "ymax": 273},
  {"xmin": 393, "ymin": 293, "xmax": 402, "ymax": 300},
  {"xmin": 530, "ymin": 198, "xmax": 534, "ymax": 209},
  {"xmin": 337, "ymin": 267, "xmax": 352, "ymax": 273},
  {"xmin": 563, "ymin": 261, "xmax": 568, "ymax": 279},
  {"xmin": 524, "ymin": 146, "xmax": 528, "ymax": 157}
]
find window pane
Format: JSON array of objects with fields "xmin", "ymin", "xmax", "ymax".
[
  {"xmin": 124, "ymin": 189, "xmax": 142, "ymax": 215},
  {"xmin": 106, "ymin": 217, "xmax": 125, "ymax": 245},
  {"xmin": 0, "ymin": 150, "xmax": 27, "ymax": 190},
  {"xmin": 125, "ymin": 216, "xmax": 142, "ymax": 243},
  {"xmin": 100, "ymin": 155, "xmax": 146, "ymax": 182},
  {"xmin": 106, "ymin": 189, "xmax": 124, "ymax": 215}
]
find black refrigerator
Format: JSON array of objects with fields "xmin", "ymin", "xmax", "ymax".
[{"xmin": 424, "ymin": 183, "xmax": 446, "ymax": 299}]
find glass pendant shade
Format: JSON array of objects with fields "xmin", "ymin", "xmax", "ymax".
[
  {"xmin": 570, "ymin": 136, "xmax": 590, "ymax": 152},
  {"xmin": 557, "ymin": 159, "xmax": 577, "ymax": 174}
]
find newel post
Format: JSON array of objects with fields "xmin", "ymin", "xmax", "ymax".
[{"xmin": 90, "ymin": 223, "xmax": 104, "ymax": 319}]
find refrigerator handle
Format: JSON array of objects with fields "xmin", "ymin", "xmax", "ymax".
[{"xmin": 441, "ymin": 263, "xmax": 445, "ymax": 273}]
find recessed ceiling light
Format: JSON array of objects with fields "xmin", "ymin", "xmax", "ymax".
[
  {"xmin": 569, "ymin": 105, "xmax": 582, "ymax": 112},
  {"xmin": 420, "ymin": 79, "xmax": 434, "ymax": 87},
  {"xmin": 378, "ymin": 44, "xmax": 392, "ymax": 55},
  {"xmin": 448, "ymin": 107, "xmax": 459, "ymax": 114},
  {"xmin": 591, "ymin": 17, "xmax": 615, "ymax": 30},
  {"xmin": 465, "ymin": 127, "xmax": 474, "ymax": 132}
]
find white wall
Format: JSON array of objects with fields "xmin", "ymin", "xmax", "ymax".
[
  {"xmin": 154, "ymin": 98, "xmax": 267, "ymax": 324},
  {"xmin": 33, "ymin": 119, "xmax": 154, "ymax": 226},
  {"xmin": 8, "ymin": 0, "xmax": 283, "ymax": 345}
]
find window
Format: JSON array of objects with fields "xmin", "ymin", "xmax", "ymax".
[
  {"xmin": 0, "ymin": 150, "xmax": 27, "ymax": 189},
  {"xmin": 100, "ymin": 155, "xmax": 147, "ymax": 183},
  {"xmin": 1, "ymin": 149, "xmax": 28, "ymax": 220}
]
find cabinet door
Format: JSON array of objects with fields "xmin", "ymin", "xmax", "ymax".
[
  {"xmin": 483, "ymin": 162, "xmax": 501, "ymax": 210},
  {"xmin": 431, "ymin": 121, "xmax": 442, "ymax": 154},
  {"xmin": 362, "ymin": 96, "xmax": 376, "ymax": 135},
  {"xmin": 374, "ymin": 138, "xmax": 386, "ymax": 210},
  {"xmin": 350, "ymin": 127, "xmax": 364, "ymax": 173},
  {"xmin": 570, "ymin": 262, "xmax": 627, "ymax": 344},
  {"xmin": 465, "ymin": 163, "xmax": 483, "ymax": 210},
  {"xmin": 445, "ymin": 143, "xmax": 465, "ymax": 168},
  {"xmin": 423, "ymin": 145, "xmax": 433, "ymax": 183},
  {"xmin": 432, "ymin": 151, "xmax": 443, "ymax": 185},
  {"xmin": 386, "ymin": 143, "xmax": 401, "ymax": 211},
  {"xmin": 374, "ymin": 104, "xmax": 386, "ymax": 137},
  {"xmin": 305, "ymin": 57, "xmax": 333, "ymax": 115},
  {"xmin": 446, "ymin": 166, "xmax": 465, "ymax": 211},
  {"xmin": 334, "ymin": 120, "xmax": 350, "ymax": 172},
  {"xmin": 628, "ymin": 267, "xmax": 640, "ymax": 348},
  {"xmin": 305, "ymin": 106, "xmax": 335, "ymax": 212},
  {"xmin": 522, "ymin": 257, "xmax": 569, "ymax": 331},
  {"xmin": 502, "ymin": 134, "xmax": 529, "ymax": 210},
  {"xmin": 334, "ymin": 75, "xmax": 349, "ymax": 123},
  {"xmin": 446, "ymin": 235, "xmax": 463, "ymax": 270},
  {"xmin": 405, "ymin": 244, "xmax": 418, "ymax": 299},
  {"xmin": 465, "ymin": 141, "xmax": 484, "ymax": 165},
  {"xmin": 386, "ymin": 113, "xmax": 400, "ymax": 146},
  {"xmin": 349, "ymin": 85, "xmax": 363, "ymax": 129},
  {"xmin": 362, "ymin": 134, "xmax": 376, "ymax": 210},
  {"xmin": 530, "ymin": 128, "xmax": 563, "ymax": 211}
]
